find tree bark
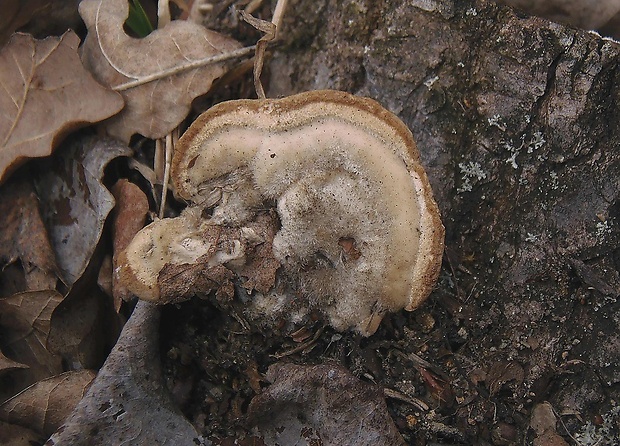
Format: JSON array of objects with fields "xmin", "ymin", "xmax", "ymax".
[{"xmin": 269, "ymin": 0, "xmax": 620, "ymax": 441}]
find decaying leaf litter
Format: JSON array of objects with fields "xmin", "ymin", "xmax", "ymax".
[
  {"xmin": 0, "ymin": 0, "xmax": 261, "ymax": 442},
  {"xmin": 1, "ymin": 0, "xmax": 620, "ymax": 445}
]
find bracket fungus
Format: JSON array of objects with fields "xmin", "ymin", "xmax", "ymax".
[{"xmin": 118, "ymin": 90, "xmax": 444, "ymax": 335}]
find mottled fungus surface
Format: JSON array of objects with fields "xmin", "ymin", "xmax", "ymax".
[{"xmin": 118, "ymin": 90, "xmax": 444, "ymax": 335}]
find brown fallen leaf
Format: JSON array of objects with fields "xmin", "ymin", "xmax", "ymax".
[
  {"xmin": 110, "ymin": 179, "xmax": 149, "ymax": 306},
  {"xmin": 0, "ymin": 350, "xmax": 28, "ymax": 375},
  {"xmin": 0, "ymin": 0, "xmax": 42, "ymax": 47},
  {"xmin": 79, "ymin": 0, "xmax": 244, "ymax": 143},
  {"xmin": 247, "ymin": 363, "xmax": 406, "ymax": 446},
  {"xmin": 0, "ymin": 0, "xmax": 84, "ymax": 47},
  {"xmin": 530, "ymin": 402, "xmax": 570, "ymax": 446},
  {"xmin": 0, "ymin": 290, "xmax": 64, "ymax": 400},
  {"xmin": 0, "ymin": 290, "xmax": 63, "ymax": 346},
  {"xmin": 486, "ymin": 360, "xmax": 525, "ymax": 396},
  {"xmin": 33, "ymin": 136, "xmax": 132, "ymax": 286},
  {"xmin": 0, "ymin": 419, "xmax": 46, "ymax": 446},
  {"xmin": 47, "ymin": 289, "xmax": 118, "ymax": 371},
  {"xmin": 0, "ymin": 31, "xmax": 123, "ymax": 184},
  {"xmin": 0, "ymin": 176, "xmax": 59, "ymax": 294},
  {"xmin": 0, "ymin": 370, "xmax": 95, "ymax": 437}
]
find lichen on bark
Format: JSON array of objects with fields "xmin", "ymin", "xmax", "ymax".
[{"xmin": 270, "ymin": 0, "xmax": 620, "ymax": 442}]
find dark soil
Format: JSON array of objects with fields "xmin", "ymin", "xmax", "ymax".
[
  {"xmin": 159, "ymin": 2, "xmax": 620, "ymax": 444},
  {"xmin": 159, "ymin": 277, "xmax": 619, "ymax": 445}
]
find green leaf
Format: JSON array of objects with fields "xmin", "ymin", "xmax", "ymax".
[{"xmin": 126, "ymin": 0, "xmax": 154, "ymax": 37}]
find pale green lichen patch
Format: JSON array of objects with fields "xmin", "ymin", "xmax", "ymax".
[{"xmin": 457, "ymin": 161, "xmax": 487, "ymax": 193}]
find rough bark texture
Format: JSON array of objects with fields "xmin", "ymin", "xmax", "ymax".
[{"xmin": 266, "ymin": 0, "xmax": 619, "ymax": 442}]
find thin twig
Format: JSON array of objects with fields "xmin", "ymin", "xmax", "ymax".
[
  {"xmin": 244, "ymin": 0, "xmax": 263, "ymax": 15},
  {"xmin": 552, "ymin": 404, "xmax": 585, "ymax": 446},
  {"xmin": 239, "ymin": 11, "xmax": 274, "ymax": 99},
  {"xmin": 158, "ymin": 0, "xmax": 171, "ymax": 27},
  {"xmin": 271, "ymin": 326, "xmax": 325, "ymax": 359},
  {"xmin": 271, "ymin": 0, "xmax": 288, "ymax": 39},
  {"xmin": 159, "ymin": 132, "xmax": 173, "ymax": 218},
  {"xmin": 154, "ymin": 138, "xmax": 164, "ymax": 183},
  {"xmin": 383, "ymin": 388, "xmax": 430, "ymax": 411},
  {"xmin": 155, "ymin": 3, "xmax": 174, "ymax": 218},
  {"xmin": 113, "ymin": 45, "xmax": 256, "ymax": 91}
]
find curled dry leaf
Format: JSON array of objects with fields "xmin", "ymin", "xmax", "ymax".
[
  {"xmin": 0, "ymin": 370, "xmax": 95, "ymax": 438},
  {"xmin": 79, "ymin": 0, "xmax": 243, "ymax": 143},
  {"xmin": 48, "ymin": 302, "xmax": 202, "ymax": 445},
  {"xmin": 247, "ymin": 362, "xmax": 405, "ymax": 446},
  {"xmin": 0, "ymin": 177, "xmax": 59, "ymax": 294},
  {"xmin": 0, "ymin": 31, "xmax": 123, "ymax": 184},
  {"xmin": 33, "ymin": 136, "xmax": 133, "ymax": 286},
  {"xmin": 110, "ymin": 179, "xmax": 149, "ymax": 305}
]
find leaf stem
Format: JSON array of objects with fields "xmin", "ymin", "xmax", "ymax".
[{"xmin": 112, "ymin": 45, "xmax": 256, "ymax": 91}]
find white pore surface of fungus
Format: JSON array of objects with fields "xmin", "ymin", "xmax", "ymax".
[{"xmin": 120, "ymin": 90, "xmax": 444, "ymax": 335}]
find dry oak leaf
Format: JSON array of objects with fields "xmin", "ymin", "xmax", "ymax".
[
  {"xmin": 0, "ymin": 176, "xmax": 59, "ymax": 294},
  {"xmin": 110, "ymin": 179, "xmax": 149, "ymax": 305},
  {"xmin": 0, "ymin": 350, "xmax": 28, "ymax": 375},
  {"xmin": 0, "ymin": 31, "xmax": 123, "ymax": 184},
  {"xmin": 33, "ymin": 136, "xmax": 133, "ymax": 286},
  {"xmin": 247, "ymin": 363, "xmax": 406, "ymax": 446},
  {"xmin": 0, "ymin": 419, "xmax": 46, "ymax": 446},
  {"xmin": 79, "ymin": 0, "xmax": 243, "ymax": 143},
  {"xmin": 0, "ymin": 290, "xmax": 65, "ymax": 395},
  {"xmin": 0, "ymin": 369, "xmax": 95, "ymax": 438}
]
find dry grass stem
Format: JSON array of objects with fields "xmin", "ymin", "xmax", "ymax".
[
  {"xmin": 241, "ymin": 0, "xmax": 288, "ymax": 98},
  {"xmin": 154, "ymin": 138, "xmax": 165, "ymax": 183},
  {"xmin": 113, "ymin": 45, "xmax": 256, "ymax": 91},
  {"xmin": 271, "ymin": 0, "xmax": 288, "ymax": 38},
  {"xmin": 159, "ymin": 132, "xmax": 174, "ymax": 218},
  {"xmin": 158, "ymin": 0, "xmax": 172, "ymax": 27}
]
